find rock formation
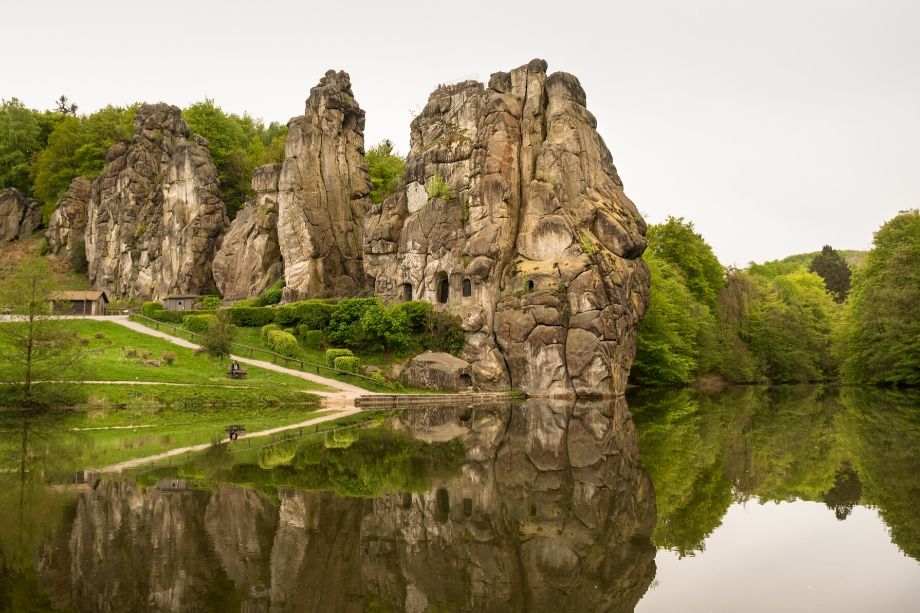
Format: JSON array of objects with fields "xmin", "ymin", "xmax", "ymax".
[
  {"xmin": 277, "ymin": 70, "xmax": 371, "ymax": 300},
  {"xmin": 0, "ymin": 187, "xmax": 41, "ymax": 241},
  {"xmin": 83, "ymin": 103, "xmax": 228, "ymax": 299},
  {"xmin": 212, "ymin": 164, "xmax": 284, "ymax": 300},
  {"xmin": 364, "ymin": 60, "xmax": 649, "ymax": 397},
  {"xmin": 46, "ymin": 176, "xmax": 91, "ymax": 259}
]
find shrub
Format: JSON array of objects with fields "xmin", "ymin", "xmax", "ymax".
[
  {"xmin": 369, "ymin": 371, "xmax": 388, "ymax": 386},
  {"xmin": 397, "ymin": 300, "xmax": 433, "ymax": 333},
  {"xmin": 142, "ymin": 301, "xmax": 164, "ymax": 318},
  {"xmin": 79, "ymin": 336, "xmax": 90, "ymax": 346},
  {"xmin": 161, "ymin": 351, "xmax": 177, "ymax": 365},
  {"xmin": 94, "ymin": 332, "xmax": 105, "ymax": 340},
  {"xmin": 201, "ymin": 310, "xmax": 238, "ymax": 359},
  {"xmin": 260, "ymin": 322, "xmax": 281, "ymax": 339},
  {"xmin": 333, "ymin": 355, "xmax": 361, "ymax": 373},
  {"xmin": 184, "ymin": 314, "xmax": 217, "ymax": 334},
  {"xmin": 232, "ymin": 296, "xmax": 263, "ymax": 308},
  {"xmin": 426, "ymin": 171, "xmax": 453, "ymax": 201},
  {"xmin": 358, "ymin": 302, "xmax": 410, "ymax": 353},
  {"xmin": 327, "ymin": 297, "xmax": 381, "ymax": 347},
  {"xmin": 424, "ymin": 310, "xmax": 465, "ymax": 355},
  {"xmin": 123, "ymin": 347, "xmax": 138, "ymax": 358},
  {"xmin": 226, "ymin": 306, "xmax": 276, "ymax": 327},
  {"xmin": 325, "ymin": 348, "xmax": 354, "ymax": 367},
  {"xmin": 300, "ymin": 328, "xmax": 325, "ymax": 349},
  {"xmin": 275, "ymin": 299, "xmax": 338, "ymax": 329},
  {"xmin": 260, "ymin": 277, "xmax": 285, "ymax": 305},
  {"xmin": 266, "ymin": 329, "xmax": 299, "ymax": 357},
  {"xmin": 198, "ymin": 295, "xmax": 222, "ymax": 311},
  {"xmin": 150, "ymin": 309, "xmax": 193, "ymax": 324}
]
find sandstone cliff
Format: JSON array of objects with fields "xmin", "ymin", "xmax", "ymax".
[
  {"xmin": 46, "ymin": 176, "xmax": 91, "ymax": 259},
  {"xmin": 212, "ymin": 164, "xmax": 284, "ymax": 300},
  {"xmin": 364, "ymin": 60, "xmax": 650, "ymax": 396},
  {"xmin": 84, "ymin": 103, "xmax": 228, "ymax": 299},
  {"xmin": 0, "ymin": 187, "xmax": 41, "ymax": 241},
  {"xmin": 278, "ymin": 70, "xmax": 371, "ymax": 300}
]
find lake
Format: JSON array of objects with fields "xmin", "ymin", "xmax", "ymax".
[{"xmin": 1, "ymin": 386, "xmax": 918, "ymax": 611}]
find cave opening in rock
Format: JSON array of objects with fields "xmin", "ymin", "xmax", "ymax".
[
  {"xmin": 437, "ymin": 275, "xmax": 449, "ymax": 303},
  {"xmin": 525, "ymin": 279, "xmax": 535, "ymax": 292},
  {"xmin": 463, "ymin": 497, "xmax": 473, "ymax": 518},
  {"xmin": 435, "ymin": 488, "xmax": 450, "ymax": 523},
  {"xmin": 459, "ymin": 373, "xmax": 472, "ymax": 387},
  {"xmin": 400, "ymin": 282, "xmax": 413, "ymax": 302},
  {"xmin": 462, "ymin": 278, "xmax": 472, "ymax": 297}
]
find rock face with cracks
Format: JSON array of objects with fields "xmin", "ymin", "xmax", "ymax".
[
  {"xmin": 277, "ymin": 70, "xmax": 371, "ymax": 301},
  {"xmin": 364, "ymin": 59, "xmax": 649, "ymax": 397},
  {"xmin": 46, "ymin": 176, "xmax": 92, "ymax": 259},
  {"xmin": 0, "ymin": 187, "xmax": 41, "ymax": 242},
  {"xmin": 212, "ymin": 164, "xmax": 284, "ymax": 300},
  {"xmin": 83, "ymin": 103, "xmax": 228, "ymax": 299}
]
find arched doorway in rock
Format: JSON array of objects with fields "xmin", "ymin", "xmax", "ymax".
[
  {"xmin": 524, "ymin": 279, "xmax": 535, "ymax": 292},
  {"xmin": 437, "ymin": 274, "xmax": 449, "ymax": 304},
  {"xmin": 435, "ymin": 488, "xmax": 450, "ymax": 523},
  {"xmin": 399, "ymin": 282, "xmax": 413, "ymax": 302},
  {"xmin": 462, "ymin": 278, "xmax": 472, "ymax": 297},
  {"xmin": 459, "ymin": 373, "xmax": 472, "ymax": 388}
]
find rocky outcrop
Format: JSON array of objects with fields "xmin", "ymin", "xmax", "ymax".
[
  {"xmin": 46, "ymin": 176, "xmax": 91, "ymax": 259},
  {"xmin": 364, "ymin": 60, "xmax": 649, "ymax": 397},
  {"xmin": 278, "ymin": 70, "xmax": 371, "ymax": 300},
  {"xmin": 0, "ymin": 187, "xmax": 41, "ymax": 241},
  {"xmin": 402, "ymin": 351, "xmax": 473, "ymax": 391},
  {"xmin": 212, "ymin": 164, "xmax": 284, "ymax": 300},
  {"xmin": 83, "ymin": 103, "xmax": 228, "ymax": 299}
]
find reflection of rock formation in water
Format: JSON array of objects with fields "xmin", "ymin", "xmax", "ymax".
[{"xmin": 39, "ymin": 399, "xmax": 655, "ymax": 612}]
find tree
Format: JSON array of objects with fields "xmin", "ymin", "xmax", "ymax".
[
  {"xmin": 809, "ymin": 245, "xmax": 852, "ymax": 302},
  {"xmin": 366, "ymin": 140, "xmax": 405, "ymax": 204},
  {"xmin": 837, "ymin": 210, "xmax": 920, "ymax": 385},
  {"xmin": 54, "ymin": 95, "xmax": 77, "ymax": 116},
  {"xmin": 0, "ymin": 257, "xmax": 84, "ymax": 406},
  {"xmin": 0, "ymin": 99, "xmax": 44, "ymax": 195},
  {"xmin": 646, "ymin": 217, "xmax": 724, "ymax": 307},
  {"xmin": 200, "ymin": 310, "xmax": 237, "ymax": 360}
]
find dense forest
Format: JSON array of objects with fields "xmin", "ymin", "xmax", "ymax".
[{"xmin": 2, "ymin": 97, "xmax": 916, "ymax": 388}]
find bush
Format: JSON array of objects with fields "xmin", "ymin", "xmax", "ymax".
[
  {"xmin": 274, "ymin": 299, "xmax": 338, "ymax": 329},
  {"xmin": 150, "ymin": 309, "xmax": 192, "ymax": 324},
  {"xmin": 325, "ymin": 348, "xmax": 354, "ymax": 367},
  {"xmin": 260, "ymin": 277, "xmax": 285, "ymax": 305},
  {"xmin": 142, "ymin": 301, "xmax": 164, "ymax": 318},
  {"xmin": 198, "ymin": 295, "xmax": 222, "ymax": 311},
  {"xmin": 358, "ymin": 302, "xmax": 410, "ymax": 353},
  {"xmin": 184, "ymin": 314, "xmax": 217, "ymax": 334},
  {"xmin": 226, "ymin": 306, "xmax": 276, "ymax": 327},
  {"xmin": 232, "ymin": 296, "xmax": 263, "ymax": 308},
  {"xmin": 424, "ymin": 310, "xmax": 465, "ymax": 355},
  {"xmin": 333, "ymin": 355, "xmax": 361, "ymax": 373},
  {"xmin": 396, "ymin": 300, "xmax": 433, "ymax": 333},
  {"xmin": 201, "ymin": 310, "xmax": 237, "ymax": 359},
  {"xmin": 427, "ymin": 171, "xmax": 453, "ymax": 200},
  {"xmin": 123, "ymin": 347, "xmax": 138, "ymax": 358},
  {"xmin": 369, "ymin": 371, "xmax": 388, "ymax": 386},
  {"xmin": 266, "ymin": 329, "xmax": 299, "ymax": 357},
  {"xmin": 300, "ymin": 328, "xmax": 325, "ymax": 349},
  {"xmin": 260, "ymin": 322, "xmax": 281, "ymax": 339},
  {"xmin": 161, "ymin": 351, "xmax": 177, "ymax": 365},
  {"xmin": 327, "ymin": 297, "xmax": 381, "ymax": 347}
]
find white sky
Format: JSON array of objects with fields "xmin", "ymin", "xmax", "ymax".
[{"xmin": 2, "ymin": 0, "xmax": 918, "ymax": 266}]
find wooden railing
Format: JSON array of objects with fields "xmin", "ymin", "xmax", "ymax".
[{"xmin": 129, "ymin": 314, "xmax": 384, "ymax": 386}]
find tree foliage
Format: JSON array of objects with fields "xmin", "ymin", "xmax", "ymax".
[
  {"xmin": 809, "ymin": 245, "xmax": 852, "ymax": 302},
  {"xmin": 200, "ymin": 310, "xmax": 237, "ymax": 360},
  {"xmin": 646, "ymin": 217, "xmax": 724, "ymax": 307},
  {"xmin": 0, "ymin": 99, "xmax": 59, "ymax": 196},
  {"xmin": 366, "ymin": 139, "xmax": 405, "ymax": 204},
  {"xmin": 837, "ymin": 210, "xmax": 920, "ymax": 386}
]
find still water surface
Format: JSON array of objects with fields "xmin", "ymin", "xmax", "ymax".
[{"xmin": 1, "ymin": 385, "xmax": 918, "ymax": 611}]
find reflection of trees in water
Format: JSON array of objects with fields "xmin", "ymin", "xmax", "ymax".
[
  {"xmin": 630, "ymin": 385, "xmax": 920, "ymax": 561},
  {"xmin": 24, "ymin": 398, "xmax": 658, "ymax": 612}
]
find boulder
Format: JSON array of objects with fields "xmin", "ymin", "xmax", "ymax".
[
  {"xmin": 46, "ymin": 176, "xmax": 91, "ymax": 259},
  {"xmin": 83, "ymin": 103, "xmax": 228, "ymax": 299},
  {"xmin": 277, "ymin": 70, "xmax": 371, "ymax": 300},
  {"xmin": 0, "ymin": 187, "xmax": 41, "ymax": 241},
  {"xmin": 212, "ymin": 164, "xmax": 284, "ymax": 300},
  {"xmin": 364, "ymin": 60, "xmax": 650, "ymax": 396},
  {"xmin": 402, "ymin": 351, "xmax": 473, "ymax": 391}
]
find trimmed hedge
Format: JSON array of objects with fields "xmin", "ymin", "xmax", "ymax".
[
  {"xmin": 142, "ymin": 301, "xmax": 164, "ymax": 318},
  {"xmin": 226, "ymin": 307, "xmax": 276, "ymax": 327},
  {"xmin": 150, "ymin": 309, "xmax": 207, "ymax": 324},
  {"xmin": 333, "ymin": 355, "xmax": 361, "ymax": 373},
  {"xmin": 274, "ymin": 299, "xmax": 338, "ymax": 329},
  {"xmin": 300, "ymin": 328, "xmax": 325, "ymax": 349},
  {"xmin": 325, "ymin": 348, "xmax": 354, "ymax": 367},
  {"xmin": 266, "ymin": 329, "xmax": 299, "ymax": 357},
  {"xmin": 184, "ymin": 314, "xmax": 217, "ymax": 334},
  {"xmin": 260, "ymin": 323, "xmax": 281, "ymax": 339}
]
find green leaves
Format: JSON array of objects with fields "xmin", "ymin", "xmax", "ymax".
[{"xmin": 366, "ymin": 140, "xmax": 405, "ymax": 204}]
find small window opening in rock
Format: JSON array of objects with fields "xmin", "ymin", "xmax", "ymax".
[
  {"xmin": 525, "ymin": 279, "xmax": 534, "ymax": 292},
  {"xmin": 400, "ymin": 283, "xmax": 413, "ymax": 302},
  {"xmin": 463, "ymin": 497, "xmax": 473, "ymax": 518},
  {"xmin": 438, "ymin": 277, "xmax": 449, "ymax": 303},
  {"xmin": 462, "ymin": 278, "xmax": 472, "ymax": 297},
  {"xmin": 435, "ymin": 488, "xmax": 450, "ymax": 523},
  {"xmin": 400, "ymin": 492, "xmax": 412, "ymax": 510}
]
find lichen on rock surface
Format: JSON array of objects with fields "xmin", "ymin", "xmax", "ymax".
[
  {"xmin": 83, "ymin": 103, "xmax": 228, "ymax": 299},
  {"xmin": 278, "ymin": 70, "xmax": 371, "ymax": 301},
  {"xmin": 0, "ymin": 187, "xmax": 41, "ymax": 242},
  {"xmin": 212, "ymin": 164, "xmax": 284, "ymax": 301},
  {"xmin": 364, "ymin": 59, "xmax": 650, "ymax": 397},
  {"xmin": 46, "ymin": 176, "xmax": 91, "ymax": 259}
]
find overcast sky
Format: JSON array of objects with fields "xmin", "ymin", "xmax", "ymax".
[{"xmin": 3, "ymin": 0, "xmax": 917, "ymax": 265}]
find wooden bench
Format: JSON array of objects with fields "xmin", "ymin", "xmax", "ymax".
[{"xmin": 228, "ymin": 369, "xmax": 248, "ymax": 379}]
